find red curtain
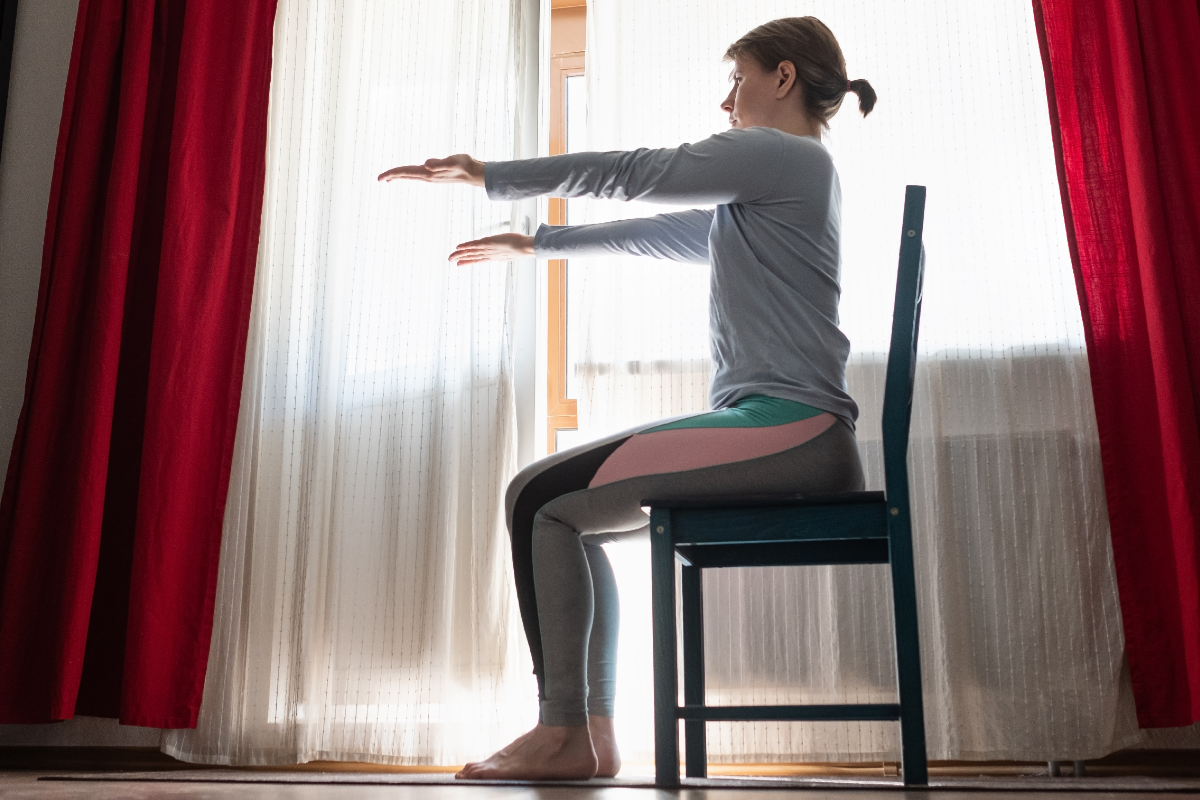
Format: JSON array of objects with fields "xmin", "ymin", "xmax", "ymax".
[
  {"xmin": 0, "ymin": 0, "xmax": 277, "ymax": 727},
  {"xmin": 1034, "ymin": 0, "xmax": 1200, "ymax": 727}
]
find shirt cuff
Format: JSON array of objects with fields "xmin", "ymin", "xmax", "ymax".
[
  {"xmin": 532, "ymin": 223, "xmax": 563, "ymax": 257},
  {"xmin": 483, "ymin": 162, "xmax": 499, "ymax": 200},
  {"xmin": 483, "ymin": 160, "xmax": 528, "ymax": 201}
]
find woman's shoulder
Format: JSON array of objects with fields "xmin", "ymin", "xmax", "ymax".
[
  {"xmin": 679, "ymin": 127, "xmax": 834, "ymax": 203},
  {"xmin": 713, "ymin": 126, "xmax": 832, "ymax": 163},
  {"xmin": 694, "ymin": 126, "xmax": 827, "ymax": 164},
  {"xmin": 761, "ymin": 127, "xmax": 833, "ymax": 159},
  {"xmin": 697, "ymin": 125, "xmax": 780, "ymax": 150}
]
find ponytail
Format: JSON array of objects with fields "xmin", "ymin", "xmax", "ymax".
[{"xmin": 847, "ymin": 78, "xmax": 877, "ymax": 117}]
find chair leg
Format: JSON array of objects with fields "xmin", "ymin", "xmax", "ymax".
[
  {"xmin": 650, "ymin": 510, "xmax": 680, "ymax": 787},
  {"xmin": 681, "ymin": 565, "xmax": 707, "ymax": 778},
  {"xmin": 889, "ymin": 518, "xmax": 928, "ymax": 786}
]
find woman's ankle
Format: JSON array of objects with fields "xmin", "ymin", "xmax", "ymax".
[
  {"xmin": 588, "ymin": 715, "xmax": 616, "ymax": 734},
  {"xmin": 588, "ymin": 715, "xmax": 621, "ymax": 777}
]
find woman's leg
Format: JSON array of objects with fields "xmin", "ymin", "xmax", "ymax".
[
  {"xmin": 459, "ymin": 414, "xmax": 863, "ymax": 780},
  {"xmin": 530, "ymin": 416, "xmax": 863, "ymax": 723},
  {"xmin": 458, "ymin": 417, "xmax": 864, "ymax": 777},
  {"xmin": 501, "ymin": 422, "xmax": 667, "ymax": 723},
  {"xmin": 458, "ymin": 422, "xmax": 668, "ymax": 780},
  {"xmin": 583, "ymin": 542, "xmax": 619, "ymax": 719},
  {"xmin": 583, "ymin": 543, "xmax": 621, "ymax": 777}
]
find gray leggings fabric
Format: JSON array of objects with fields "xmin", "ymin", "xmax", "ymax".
[{"xmin": 503, "ymin": 417, "xmax": 865, "ymax": 727}]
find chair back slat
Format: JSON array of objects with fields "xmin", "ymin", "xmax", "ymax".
[{"xmin": 881, "ymin": 186, "xmax": 927, "ymax": 504}]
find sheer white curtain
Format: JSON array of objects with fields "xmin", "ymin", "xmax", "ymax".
[
  {"xmin": 162, "ymin": 0, "xmax": 540, "ymax": 766},
  {"xmin": 574, "ymin": 0, "xmax": 1200, "ymax": 763}
]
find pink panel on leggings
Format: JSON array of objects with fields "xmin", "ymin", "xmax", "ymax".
[{"xmin": 588, "ymin": 413, "xmax": 837, "ymax": 488}]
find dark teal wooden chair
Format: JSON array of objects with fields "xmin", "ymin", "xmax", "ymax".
[{"xmin": 646, "ymin": 185, "xmax": 929, "ymax": 787}]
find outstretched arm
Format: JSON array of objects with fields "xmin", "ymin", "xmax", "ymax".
[
  {"xmin": 534, "ymin": 209, "xmax": 712, "ymax": 263},
  {"xmin": 485, "ymin": 128, "xmax": 784, "ymax": 206},
  {"xmin": 377, "ymin": 128, "xmax": 784, "ymax": 206},
  {"xmin": 448, "ymin": 209, "xmax": 713, "ymax": 266}
]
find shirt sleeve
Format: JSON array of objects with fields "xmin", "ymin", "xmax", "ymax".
[
  {"xmin": 484, "ymin": 127, "xmax": 784, "ymax": 206},
  {"xmin": 533, "ymin": 209, "xmax": 713, "ymax": 264}
]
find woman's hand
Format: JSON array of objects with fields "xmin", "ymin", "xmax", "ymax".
[
  {"xmin": 377, "ymin": 155, "xmax": 485, "ymax": 187},
  {"xmin": 449, "ymin": 233, "xmax": 534, "ymax": 265}
]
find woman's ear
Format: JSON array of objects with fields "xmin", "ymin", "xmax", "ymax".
[{"xmin": 774, "ymin": 60, "xmax": 798, "ymax": 99}]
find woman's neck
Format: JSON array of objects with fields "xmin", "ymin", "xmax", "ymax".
[
  {"xmin": 774, "ymin": 112, "xmax": 823, "ymax": 140},
  {"xmin": 741, "ymin": 109, "xmax": 822, "ymax": 140}
]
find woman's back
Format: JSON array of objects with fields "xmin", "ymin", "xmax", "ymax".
[{"xmin": 705, "ymin": 127, "xmax": 853, "ymax": 425}]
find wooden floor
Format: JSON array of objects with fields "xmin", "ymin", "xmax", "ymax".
[
  {"xmin": 4, "ymin": 770, "xmax": 1200, "ymax": 800},
  {"xmin": 2, "ymin": 749, "xmax": 1199, "ymax": 799}
]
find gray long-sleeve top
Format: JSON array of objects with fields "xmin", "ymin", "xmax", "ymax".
[{"xmin": 485, "ymin": 125, "xmax": 858, "ymax": 428}]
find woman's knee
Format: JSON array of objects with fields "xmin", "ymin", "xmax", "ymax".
[{"xmin": 505, "ymin": 457, "xmax": 554, "ymax": 531}]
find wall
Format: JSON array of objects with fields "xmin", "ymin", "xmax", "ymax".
[
  {"xmin": 0, "ymin": 0, "xmax": 74, "ymax": 477},
  {"xmin": 0, "ymin": 0, "xmax": 159, "ymax": 749}
]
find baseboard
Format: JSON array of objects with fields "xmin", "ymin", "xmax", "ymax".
[{"xmin": 0, "ymin": 747, "xmax": 185, "ymax": 772}]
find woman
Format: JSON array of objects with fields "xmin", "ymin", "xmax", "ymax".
[{"xmin": 379, "ymin": 16, "xmax": 876, "ymax": 781}]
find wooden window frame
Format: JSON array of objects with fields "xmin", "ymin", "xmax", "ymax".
[{"xmin": 546, "ymin": 4, "xmax": 585, "ymax": 452}]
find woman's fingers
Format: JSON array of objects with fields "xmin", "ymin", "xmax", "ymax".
[
  {"xmin": 377, "ymin": 164, "xmax": 434, "ymax": 182},
  {"xmin": 377, "ymin": 154, "xmax": 485, "ymax": 186},
  {"xmin": 448, "ymin": 237, "xmax": 489, "ymax": 258},
  {"xmin": 448, "ymin": 244, "xmax": 506, "ymax": 265},
  {"xmin": 449, "ymin": 250, "xmax": 507, "ymax": 265},
  {"xmin": 447, "ymin": 233, "xmax": 534, "ymax": 265},
  {"xmin": 451, "ymin": 236, "xmax": 504, "ymax": 253}
]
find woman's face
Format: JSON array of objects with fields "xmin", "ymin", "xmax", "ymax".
[{"xmin": 720, "ymin": 55, "xmax": 800, "ymax": 130}]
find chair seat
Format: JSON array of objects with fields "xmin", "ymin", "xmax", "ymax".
[
  {"xmin": 644, "ymin": 489, "xmax": 885, "ymax": 509},
  {"xmin": 675, "ymin": 537, "xmax": 890, "ymax": 569},
  {"xmin": 644, "ymin": 491, "xmax": 889, "ymax": 546}
]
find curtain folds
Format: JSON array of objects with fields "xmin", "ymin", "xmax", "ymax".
[
  {"xmin": 160, "ymin": 0, "xmax": 539, "ymax": 765},
  {"xmin": 573, "ymin": 0, "xmax": 1200, "ymax": 761},
  {"xmin": 1033, "ymin": 0, "xmax": 1200, "ymax": 728},
  {"xmin": 0, "ymin": 0, "xmax": 278, "ymax": 727}
]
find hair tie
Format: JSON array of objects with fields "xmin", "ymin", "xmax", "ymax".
[{"xmin": 845, "ymin": 79, "xmax": 853, "ymax": 92}]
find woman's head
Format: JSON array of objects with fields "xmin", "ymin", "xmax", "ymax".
[{"xmin": 722, "ymin": 17, "xmax": 875, "ymax": 133}]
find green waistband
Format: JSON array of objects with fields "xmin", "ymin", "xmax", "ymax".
[{"xmin": 644, "ymin": 394, "xmax": 827, "ymax": 433}]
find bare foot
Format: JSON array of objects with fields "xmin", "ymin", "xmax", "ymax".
[
  {"xmin": 455, "ymin": 723, "xmax": 598, "ymax": 780},
  {"xmin": 589, "ymin": 715, "xmax": 622, "ymax": 777}
]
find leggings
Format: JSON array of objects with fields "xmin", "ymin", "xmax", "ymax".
[{"xmin": 503, "ymin": 396, "xmax": 865, "ymax": 727}]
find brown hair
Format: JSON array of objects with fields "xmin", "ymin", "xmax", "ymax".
[{"xmin": 724, "ymin": 17, "xmax": 876, "ymax": 128}]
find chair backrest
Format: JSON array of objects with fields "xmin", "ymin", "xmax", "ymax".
[{"xmin": 881, "ymin": 186, "xmax": 927, "ymax": 504}]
